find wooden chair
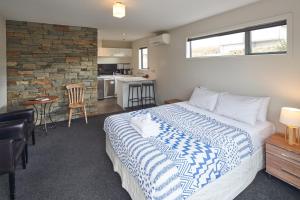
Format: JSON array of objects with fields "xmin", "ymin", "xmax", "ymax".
[{"xmin": 66, "ymin": 83, "xmax": 88, "ymax": 127}]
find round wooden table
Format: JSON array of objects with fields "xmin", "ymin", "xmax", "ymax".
[{"xmin": 24, "ymin": 96, "xmax": 59, "ymax": 133}]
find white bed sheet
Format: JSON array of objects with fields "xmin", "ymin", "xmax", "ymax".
[
  {"xmin": 105, "ymin": 102, "xmax": 275, "ymax": 200},
  {"xmin": 177, "ymin": 102, "xmax": 275, "ymax": 151}
]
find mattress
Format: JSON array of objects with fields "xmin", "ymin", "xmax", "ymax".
[{"xmin": 104, "ymin": 102, "xmax": 274, "ymax": 200}]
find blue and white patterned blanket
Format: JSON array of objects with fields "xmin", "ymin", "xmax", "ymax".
[{"xmin": 104, "ymin": 104, "xmax": 254, "ymax": 200}]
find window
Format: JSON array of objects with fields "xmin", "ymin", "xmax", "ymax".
[
  {"xmin": 186, "ymin": 20, "xmax": 287, "ymax": 58},
  {"xmin": 139, "ymin": 47, "xmax": 148, "ymax": 69},
  {"xmin": 186, "ymin": 32, "xmax": 245, "ymax": 57},
  {"xmin": 250, "ymin": 25, "xmax": 287, "ymax": 54}
]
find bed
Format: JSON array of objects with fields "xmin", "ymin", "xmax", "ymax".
[{"xmin": 104, "ymin": 102, "xmax": 275, "ymax": 200}]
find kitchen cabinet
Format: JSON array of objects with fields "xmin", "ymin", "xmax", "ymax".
[{"xmin": 98, "ymin": 48, "xmax": 132, "ymax": 57}]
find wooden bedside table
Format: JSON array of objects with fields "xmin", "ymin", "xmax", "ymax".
[
  {"xmin": 164, "ymin": 99, "xmax": 182, "ymax": 104},
  {"xmin": 266, "ymin": 133, "xmax": 300, "ymax": 189}
]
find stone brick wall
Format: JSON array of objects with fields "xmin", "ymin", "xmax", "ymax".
[{"xmin": 6, "ymin": 20, "xmax": 98, "ymax": 122}]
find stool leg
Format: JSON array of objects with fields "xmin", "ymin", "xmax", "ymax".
[
  {"xmin": 136, "ymin": 87, "xmax": 140, "ymax": 106},
  {"xmin": 127, "ymin": 87, "xmax": 130, "ymax": 109},
  {"xmin": 152, "ymin": 84, "xmax": 156, "ymax": 105},
  {"xmin": 141, "ymin": 86, "xmax": 144, "ymax": 107},
  {"xmin": 144, "ymin": 86, "xmax": 146, "ymax": 105},
  {"xmin": 144, "ymin": 85, "xmax": 147, "ymax": 106},
  {"xmin": 148, "ymin": 85, "xmax": 150, "ymax": 105},
  {"xmin": 140, "ymin": 87, "xmax": 143, "ymax": 107},
  {"xmin": 131, "ymin": 86, "xmax": 134, "ymax": 108},
  {"xmin": 143, "ymin": 86, "xmax": 145, "ymax": 106}
]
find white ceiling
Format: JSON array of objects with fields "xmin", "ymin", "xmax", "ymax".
[{"xmin": 0, "ymin": 0, "xmax": 260, "ymax": 41}]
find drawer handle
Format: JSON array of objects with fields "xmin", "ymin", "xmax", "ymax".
[
  {"xmin": 281, "ymin": 168, "xmax": 300, "ymax": 179},
  {"xmin": 280, "ymin": 153, "xmax": 300, "ymax": 164}
]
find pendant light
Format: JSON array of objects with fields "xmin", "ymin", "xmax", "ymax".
[{"xmin": 113, "ymin": 2, "xmax": 126, "ymax": 18}]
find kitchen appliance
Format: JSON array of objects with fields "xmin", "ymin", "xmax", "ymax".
[
  {"xmin": 97, "ymin": 76, "xmax": 115, "ymax": 99},
  {"xmin": 98, "ymin": 64, "xmax": 117, "ymax": 75},
  {"xmin": 97, "ymin": 78, "xmax": 104, "ymax": 99},
  {"xmin": 116, "ymin": 63, "xmax": 131, "ymax": 75},
  {"xmin": 104, "ymin": 78, "xmax": 115, "ymax": 98}
]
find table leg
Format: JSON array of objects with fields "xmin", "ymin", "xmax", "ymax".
[
  {"xmin": 32, "ymin": 102, "xmax": 57, "ymax": 134},
  {"xmin": 34, "ymin": 104, "xmax": 46, "ymax": 135},
  {"xmin": 48, "ymin": 102, "xmax": 56, "ymax": 128},
  {"xmin": 39, "ymin": 104, "xmax": 43, "ymax": 127},
  {"xmin": 43, "ymin": 104, "xmax": 48, "ymax": 133},
  {"xmin": 32, "ymin": 104, "xmax": 39, "ymax": 125}
]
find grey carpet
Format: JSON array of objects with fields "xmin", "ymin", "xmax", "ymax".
[{"xmin": 0, "ymin": 113, "xmax": 299, "ymax": 200}]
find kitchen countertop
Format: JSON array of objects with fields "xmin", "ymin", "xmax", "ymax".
[
  {"xmin": 97, "ymin": 75, "xmax": 132, "ymax": 79},
  {"xmin": 97, "ymin": 75, "xmax": 155, "ymax": 82},
  {"xmin": 116, "ymin": 77, "xmax": 155, "ymax": 82}
]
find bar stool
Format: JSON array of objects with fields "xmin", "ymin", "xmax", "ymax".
[
  {"xmin": 141, "ymin": 81, "xmax": 156, "ymax": 106},
  {"xmin": 128, "ymin": 83, "xmax": 142, "ymax": 109}
]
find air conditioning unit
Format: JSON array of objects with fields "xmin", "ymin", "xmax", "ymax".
[{"xmin": 149, "ymin": 33, "xmax": 170, "ymax": 46}]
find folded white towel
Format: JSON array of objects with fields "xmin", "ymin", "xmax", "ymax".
[
  {"xmin": 131, "ymin": 113, "xmax": 160, "ymax": 138},
  {"xmin": 131, "ymin": 123, "xmax": 160, "ymax": 138},
  {"xmin": 131, "ymin": 113, "xmax": 152, "ymax": 125}
]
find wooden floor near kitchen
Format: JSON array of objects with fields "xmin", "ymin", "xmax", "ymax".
[{"xmin": 96, "ymin": 98, "xmax": 123, "ymax": 115}]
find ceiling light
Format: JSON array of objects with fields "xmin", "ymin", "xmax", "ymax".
[{"xmin": 113, "ymin": 2, "xmax": 126, "ymax": 18}]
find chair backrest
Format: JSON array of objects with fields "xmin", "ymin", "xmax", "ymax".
[{"xmin": 66, "ymin": 83, "xmax": 85, "ymax": 105}]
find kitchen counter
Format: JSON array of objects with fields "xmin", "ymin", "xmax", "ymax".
[
  {"xmin": 116, "ymin": 77, "xmax": 154, "ymax": 82},
  {"xmin": 116, "ymin": 77, "xmax": 156, "ymax": 109},
  {"xmin": 97, "ymin": 75, "xmax": 114, "ymax": 80},
  {"xmin": 97, "ymin": 75, "xmax": 132, "ymax": 79}
]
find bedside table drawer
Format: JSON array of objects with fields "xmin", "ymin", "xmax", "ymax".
[
  {"xmin": 266, "ymin": 143, "xmax": 300, "ymax": 164},
  {"xmin": 164, "ymin": 99, "xmax": 182, "ymax": 104},
  {"xmin": 266, "ymin": 153, "xmax": 300, "ymax": 188}
]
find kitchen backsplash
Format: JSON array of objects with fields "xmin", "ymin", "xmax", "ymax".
[{"xmin": 132, "ymin": 67, "xmax": 156, "ymax": 79}]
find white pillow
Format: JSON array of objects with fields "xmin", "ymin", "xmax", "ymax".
[
  {"xmin": 257, "ymin": 97, "xmax": 270, "ymax": 122},
  {"xmin": 215, "ymin": 93, "xmax": 262, "ymax": 125},
  {"xmin": 189, "ymin": 87, "xmax": 219, "ymax": 111}
]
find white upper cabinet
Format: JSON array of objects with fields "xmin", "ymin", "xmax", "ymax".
[{"xmin": 98, "ymin": 48, "xmax": 132, "ymax": 57}]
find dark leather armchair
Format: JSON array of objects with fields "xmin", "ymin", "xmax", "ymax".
[
  {"xmin": 0, "ymin": 109, "xmax": 35, "ymax": 162},
  {"xmin": 0, "ymin": 120, "xmax": 27, "ymax": 200}
]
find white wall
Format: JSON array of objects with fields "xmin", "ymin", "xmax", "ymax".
[
  {"xmin": 132, "ymin": 0, "xmax": 300, "ymax": 130},
  {"xmin": 0, "ymin": 15, "xmax": 6, "ymax": 112},
  {"xmin": 131, "ymin": 37, "xmax": 167, "ymax": 79}
]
